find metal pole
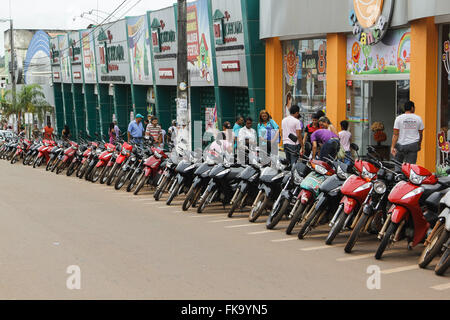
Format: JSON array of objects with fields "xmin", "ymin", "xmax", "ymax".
[
  {"xmin": 176, "ymin": 0, "xmax": 190, "ymax": 149},
  {"xmin": 9, "ymin": 19, "xmax": 16, "ymax": 130}
]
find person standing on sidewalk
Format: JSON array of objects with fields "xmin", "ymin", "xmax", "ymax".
[
  {"xmin": 338, "ymin": 120, "xmax": 352, "ymax": 165},
  {"xmin": 282, "ymin": 105, "xmax": 304, "ymax": 166},
  {"xmin": 391, "ymin": 100, "xmax": 424, "ymax": 164},
  {"xmin": 145, "ymin": 116, "xmax": 163, "ymax": 147},
  {"xmin": 127, "ymin": 114, "xmax": 144, "ymax": 145}
]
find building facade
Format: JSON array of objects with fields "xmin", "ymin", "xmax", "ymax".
[
  {"xmin": 262, "ymin": 0, "xmax": 450, "ymax": 171},
  {"xmin": 49, "ymin": 0, "xmax": 264, "ymax": 143}
]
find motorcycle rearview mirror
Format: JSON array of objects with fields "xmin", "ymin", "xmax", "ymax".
[{"xmin": 350, "ymin": 143, "xmax": 359, "ymax": 152}]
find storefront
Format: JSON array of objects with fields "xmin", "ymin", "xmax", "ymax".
[
  {"xmin": 50, "ymin": 36, "xmax": 64, "ymax": 133},
  {"xmin": 262, "ymin": 0, "xmax": 450, "ymax": 171}
]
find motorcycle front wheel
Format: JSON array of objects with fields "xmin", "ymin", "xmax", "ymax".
[
  {"xmin": 134, "ymin": 172, "xmax": 147, "ymax": 195},
  {"xmin": 266, "ymin": 198, "xmax": 289, "ymax": 230},
  {"xmin": 419, "ymin": 227, "xmax": 449, "ymax": 269},
  {"xmin": 345, "ymin": 213, "xmax": 370, "ymax": 253},
  {"xmin": 286, "ymin": 202, "xmax": 309, "ymax": 235},
  {"xmin": 166, "ymin": 183, "xmax": 181, "ymax": 206},
  {"xmin": 249, "ymin": 193, "xmax": 268, "ymax": 223},
  {"xmin": 435, "ymin": 246, "xmax": 450, "ymax": 276},
  {"xmin": 375, "ymin": 222, "xmax": 398, "ymax": 260},
  {"xmin": 228, "ymin": 190, "xmax": 243, "ymax": 218},
  {"xmin": 325, "ymin": 205, "xmax": 346, "ymax": 245}
]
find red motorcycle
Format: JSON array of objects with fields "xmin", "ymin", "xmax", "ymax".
[
  {"xmin": 133, "ymin": 147, "xmax": 168, "ymax": 195},
  {"xmin": 76, "ymin": 141, "xmax": 98, "ymax": 178},
  {"xmin": 325, "ymin": 158, "xmax": 380, "ymax": 245},
  {"xmin": 104, "ymin": 141, "xmax": 133, "ymax": 186},
  {"xmin": 33, "ymin": 139, "xmax": 55, "ymax": 168},
  {"xmin": 375, "ymin": 163, "xmax": 449, "ymax": 259},
  {"xmin": 56, "ymin": 141, "xmax": 79, "ymax": 174},
  {"xmin": 10, "ymin": 138, "xmax": 31, "ymax": 164},
  {"xmin": 91, "ymin": 143, "xmax": 116, "ymax": 183}
]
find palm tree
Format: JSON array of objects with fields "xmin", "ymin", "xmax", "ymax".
[{"xmin": 0, "ymin": 84, "xmax": 53, "ymax": 130}]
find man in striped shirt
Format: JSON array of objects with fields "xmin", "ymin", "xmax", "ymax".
[{"xmin": 145, "ymin": 116, "xmax": 163, "ymax": 147}]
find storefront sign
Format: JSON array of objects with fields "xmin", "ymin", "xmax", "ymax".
[
  {"xmin": 151, "ymin": 17, "xmax": 176, "ymax": 54},
  {"xmin": 347, "ymin": 28, "xmax": 410, "ymax": 75},
  {"xmin": 81, "ymin": 29, "xmax": 97, "ymax": 83},
  {"xmin": 349, "ymin": 0, "xmax": 394, "ymax": 46},
  {"xmin": 50, "ymin": 37, "xmax": 61, "ymax": 83},
  {"xmin": 212, "ymin": 1, "xmax": 245, "ymax": 52},
  {"xmin": 443, "ymin": 40, "xmax": 450, "ymax": 74},
  {"xmin": 221, "ymin": 60, "xmax": 240, "ymax": 72},
  {"xmin": 69, "ymin": 31, "xmax": 83, "ymax": 84},
  {"xmin": 127, "ymin": 15, "xmax": 153, "ymax": 85},
  {"xmin": 95, "ymin": 19, "xmax": 130, "ymax": 84},
  {"xmin": 159, "ymin": 68, "xmax": 174, "ymax": 79},
  {"xmin": 59, "ymin": 35, "xmax": 71, "ymax": 83},
  {"xmin": 73, "ymin": 71, "xmax": 81, "ymax": 79},
  {"xmin": 53, "ymin": 71, "xmax": 60, "ymax": 79}
]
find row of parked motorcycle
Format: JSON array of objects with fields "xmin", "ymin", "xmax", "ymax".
[{"xmin": 0, "ymin": 132, "xmax": 449, "ymax": 276}]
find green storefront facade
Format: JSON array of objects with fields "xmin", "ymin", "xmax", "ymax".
[{"xmin": 49, "ymin": 0, "xmax": 264, "ymax": 144}]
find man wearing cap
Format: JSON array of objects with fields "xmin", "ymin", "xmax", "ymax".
[{"xmin": 128, "ymin": 114, "xmax": 145, "ymax": 145}]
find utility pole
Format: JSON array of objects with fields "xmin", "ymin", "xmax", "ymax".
[
  {"xmin": 176, "ymin": 0, "xmax": 190, "ymax": 149},
  {"xmin": 9, "ymin": 19, "xmax": 16, "ymax": 131}
]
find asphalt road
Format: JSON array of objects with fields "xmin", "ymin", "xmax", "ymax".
[{"xmin": 0, "ymin": 160, "xmax": 448, "ymax": 300}]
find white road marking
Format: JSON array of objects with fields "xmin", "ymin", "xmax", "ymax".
[
  {"xmin": 248, "ymin": 230, "xmax": 276, "ymax": 235},
  {"xmin": 225, "ymin": 224, "xmax": 260, "ymax": 229},
  {"xmin": 300, "ymin": 243, "xmax": 345, "ymax": 251},
  {"xmin": 431, "ymin": 283, "xmax": 450, "ymax": 291},
  {"xmin": 381, "ymin": 265, "xmax": 419, "ymax": 274},
  {"xmin": 132, "ymin": 198, "xmax": 155, "ymax": 201},
  {"xmin": 189, "ymin": 214, "xmax": 219, "ymax": 218},
  {"xmin": 157, "ymin": 206, "xmax": 172, "ymax": 209},
  {"xmin": 208, "ymin": 218, "xmax": 247, "ymax": 223},
  {"xmin": 271, "ymin": 238, "xmax": 298, "ymax": 242}
]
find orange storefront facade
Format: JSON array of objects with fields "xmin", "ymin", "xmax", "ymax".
[{"xmin": 262, "ymin": 0, "xmax": 450, "ymax": 172}]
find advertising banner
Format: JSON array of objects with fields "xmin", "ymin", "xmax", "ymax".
[
  {"xmin": 347, "ymin": 28, "xmax": 411, "ymax": 76},
  {"xmin": 187, "ymin": 0, "xmax": 214, "ymax": 86},
  {"xmin": 95, "ymin": 19, "xmax": 131, "ymax": 84},
  {"xmin": 80, "ymin": 29, "xmax": 97, "ymax": 83},
  {"xmin": 127, "ymin": 15, "xmax": 153, "ymax": 85},
  {"xmin": 149, "ymin": 7, "xmax": 177, "ymax": 86},
  {"xmin": 69, "ymin": 31, "xmax": 83, "ymax": 83},
  {"xmin": 50, "ymin": 37, "xmax": 61, "ymax": 83},
  {"xmin": 59, "ymin": 35, "xmax": 71, "ymax": 83}
]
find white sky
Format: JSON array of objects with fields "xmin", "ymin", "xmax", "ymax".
[{"xmin": 0, "ymin": 0, "xmax": 176, "ymax": 56}]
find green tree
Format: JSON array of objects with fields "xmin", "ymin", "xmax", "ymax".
[{"xmin": 0, "ymin": 84, "xmax": 53, "ymax": 130}]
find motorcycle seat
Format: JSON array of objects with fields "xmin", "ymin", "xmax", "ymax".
[
  {"xmin": 438, "ymin": 176, "xmax": 450, "ymax": 187},
  {"xmin": 422, "ymin": 184, "xmax": 446, "ymax": 204}
]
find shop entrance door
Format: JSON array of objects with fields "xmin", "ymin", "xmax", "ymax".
[{"xmin": 347, "ymin": 80, "xmax": 410, "ymax": 158}]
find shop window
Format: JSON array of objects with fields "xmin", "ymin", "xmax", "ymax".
[{"xmin": 282, "ymin": 39, "xmax": 326, "ymax": 125}]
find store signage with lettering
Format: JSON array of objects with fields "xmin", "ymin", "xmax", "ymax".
[
  {"xmin": 73, "ymin": 71, "xmax": 81, "ymax": 79},
  {"xmin": 222, "ymin": 60, "xmax": 240, "ymax": 72},
  {"xmin": 151, "ymin": 18, "xmax": 176, "ymax": 53},
  {"xmin": 349, "ymin": 0, "xmax": 394, "ymax": 46},
  {"xmin": 213, "ymin": 9, "xmax": 243, "ymax": 46},
  {"xmin": 53, "ymin": 72, "xmax": 60, "ymax": 79},
  {"xmin": 98, "ymin": 28, "xmax": 125, "ymax": 74},
  {"xmin": 159, "ymin": 68, "xmax": 174, "ymax": 79},
  {"xmin": 69, "ymin": 38, "xmax": 81, "ymax": 62}
]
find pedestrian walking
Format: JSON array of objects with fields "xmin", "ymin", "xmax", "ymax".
[
  {"xmin": 311, "ymin": 117, "xmax": 340, "ymax": 161},
  {"xmin": 282, "ymin": 105, "xmax": 304, "ymax": 166},
  {"xmin": 391, "ymin": 100, "xmax": 424, "ymax": 164},
  {"xmin": 127, "ymin": 114, "xmax": 145, "ymax": 145}
]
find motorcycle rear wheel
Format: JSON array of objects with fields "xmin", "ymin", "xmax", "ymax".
[
  {"xmin": 419, "ymin": 227, "xmax": 449, "ymax": 268},
  {"xmin": 375, "ymin": 222, "xmax": 398, "ymax": 260},
  {"xmin": 10, "ymin": 154, "xmax": 18, "ymax": 164}
]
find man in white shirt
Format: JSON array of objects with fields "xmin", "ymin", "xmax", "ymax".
[
  {"xmin": 237, "ymin": 117, "xmax": 257, "ymax": 164},
  {"xmin": 391, "ymin": 100, "xmax": 424, "ymax": 164},
  {"xmin": 282, "ymin": 105, "xmax": 304, "ymax": 166}
]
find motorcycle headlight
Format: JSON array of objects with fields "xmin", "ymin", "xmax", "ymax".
[
  {"xmin": 314, "ymin": 164, "xmax": 328, "ymax": 175},
  {"xmin": 361, "ymin": 167, "xmax": 376, "ymax": 182},
  {"xmin": 337, "ymin": 165, "xmax": 349, "ymax": 180},
  {"xmin": 96, "ymin": 149, "xmax": 102, "ymax": 155},
  {"xmin": 373, "ymin": 181, "xmax": 387, "ymax": 195},
  {"xmin": 216, "ymin": 169, "xmax": 231, "ymax": 177},
  {"xmin": 154, "ymin": 152, "xmax": 162, "ymax": 159},
  {"xmin": 409, "ymin": 169, "xmax": 426, "ymax": 185},
  {"xmin": 401, "ymin": 187, "xmax": 424, "ymax": 200}
]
